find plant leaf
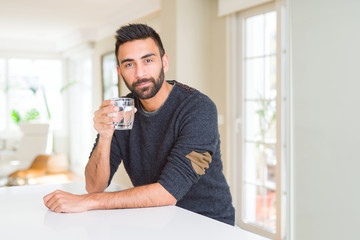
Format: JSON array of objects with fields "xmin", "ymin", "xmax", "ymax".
[
  {"xmin": 60, "ymin": 80, "xmax": 79, "ymax": 93},
  {"xmin": 23, "ymin": 108, "xmax": 40, "ymax": 122},
  {"xmin": 11, "ymin": 109, "xmax": 21, "ymax": 125}
]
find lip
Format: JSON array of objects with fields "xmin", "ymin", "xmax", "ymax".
[{"xmin": 136, "ymin": 81, "xmax": 151, "ymax": 87}]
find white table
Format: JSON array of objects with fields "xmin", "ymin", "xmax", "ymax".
[{"xmin": 0, "ymin": 182, "xmax": 267, "ymax": 240}]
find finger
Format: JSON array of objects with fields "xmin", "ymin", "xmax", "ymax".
[
  {"xmin": 110, "ymin": 112, "xmax": 122, "ymax": 122},
  {"xmin": 45, "ymin": 190, "xmax": 64, "ymax": 209},
  {"xmin": 47, "ymin": 191, "xmax": 69, "ymax": 213},
  {"xmin": 43, "ymin": 190, "xmax": 60, "ymax": 206},
  {"xmin": 96, "ymin": 106, "xmax": 118, "ymax": 117},
  {"xmin": 94, "ymin": 117, "xmax": 117, "ymax": 130},
  {"xmin": 93, "ymin": 116, "xmax": 115, "ymax": 129},
  {"xmin": 43, "ymin": 192, "xmax": 53, "ymax": 205},
  {"xmin": 94, "ymin": 108, "xmax": 119, "ymax": 124},
  {"xmin": 100, "ymin": 107, "xmax": 120, "ymax": 121},
  {"xmin": 52, "ymin": 202, "xmax": 64, "ymax": 213},
  {"xmin": 93, "ymin": 112, "xmax": 113, "ymax": 125},
  {"xmin": 47, "ymin": 196, "xmax": 60, "ymax": 211},
  {"xmin": 47, "ymin": 198, "xmax": 59, "ymax": 212},
  {"xmin": 94, "ymin": 105, "xmax": 117, "ymax": 125},
  {"xmin": 93, "ymin": 106, "xmax": 119, "ymax": 134},
  {"xmin": 101, "ymin": 99, "xmax": 115, "ymax": 107}
]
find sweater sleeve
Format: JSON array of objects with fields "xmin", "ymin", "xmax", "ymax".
[{"xmin": 157, "ymin": 93, "xmax": 220, "ymax": 201}]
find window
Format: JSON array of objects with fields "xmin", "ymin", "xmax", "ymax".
[
  {"xmin": 232, "ymin": 2, "xmax": 287, "ymax": 239},
  {"xmin": 243, "ymin": 9, "xmax": 277, "ymax": 231},
  {"xmin": 102, "ymin": 52, "xmax": 120, "ymax": 100},
  {"xmin": 0, "ymin": 58, "xmax": 63, "ymax": 133}
]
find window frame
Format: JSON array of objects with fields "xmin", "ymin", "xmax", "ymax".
[{"xmin": 228, "ymin": 1, "xmax": 287, "ymax": 239}]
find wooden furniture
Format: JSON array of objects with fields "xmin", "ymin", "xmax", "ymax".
[
  {"xmin": 7, "ymin": 154, "xmax": 72, "ymax": 186},
  {"xmin": 0, "ymin": 123, "xmax": 51, "ymax": 182}
]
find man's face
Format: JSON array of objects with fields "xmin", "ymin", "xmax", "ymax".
[{"xmin": 117, "ymin": 38, "xmax": 168, "ymax": 100}]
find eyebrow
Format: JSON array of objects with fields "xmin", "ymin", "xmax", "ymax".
[{"xmin": 120, "ymin": 53, "xmax": 156, "ymax": 65}]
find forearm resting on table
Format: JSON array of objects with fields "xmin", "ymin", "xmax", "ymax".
[{"xmin": 91, "ymin": 183, "xmax": 177, "ymax": 210}]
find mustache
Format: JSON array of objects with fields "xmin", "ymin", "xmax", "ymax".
[{"xmin": 133, "ymin": 78, "xmax": 155, "ymax": 87}]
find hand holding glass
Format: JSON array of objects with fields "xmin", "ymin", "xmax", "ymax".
[{"xmin": 110, "ymin": 98, "xmax": 135, "ymax": 130}]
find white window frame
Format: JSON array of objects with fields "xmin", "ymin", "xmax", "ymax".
[{"xmin": 226, "ymin": 1, "xmax": 288, "ymax": 239}]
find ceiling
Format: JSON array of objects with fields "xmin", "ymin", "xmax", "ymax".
[{"xmin": 0, "ymin": 0, "xmax": 160, "ymax": 53}]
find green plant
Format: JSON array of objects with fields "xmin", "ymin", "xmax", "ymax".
[
  {"xmin": 24, "ymin": 108, "xmax": 40, "ymax": 122},
  {"xmin": 11, "ymin": 108, "xmax": 40, "ymax": 125},
  {"xmin": 9, "ymin": 80, "xmax": 78, "ymax": 126},
  {"xmin": 29, "ymin": 86, "xmax": 51, "ymax": 120},
  {"xmin": 255, "ymin": 95, "xmax": 277, "ymax": 167},
  {"xmin": 11, "ymin": 110, "xmax": 21, "ymax": 125},
  {"xmin": 60, "ymin": 80, "xmax": 79, "ymax": 93},
  {"xmin": 255, "ymin": 98, "xmax": 276, "ymax": 144}
]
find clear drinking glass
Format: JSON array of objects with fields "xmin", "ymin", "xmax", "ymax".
[{"xmin": 111, "ymin": 98, "xmax": 135, "ymax": 130}]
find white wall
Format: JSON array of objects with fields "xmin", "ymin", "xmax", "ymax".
[
  {"xmin": 161, "ymin": 0, "xmax": 212, "ymax": 95},
  {"xmin": 291, "ymin": 0, "xmax": 360, "ymax": 239}
]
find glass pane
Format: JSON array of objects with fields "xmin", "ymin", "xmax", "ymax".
[
  {"xmin": 261, "ymin": 99, "xmax": 277, "ymax": 142},
  {"xmin": 244, "ymin": 142, "xmax": 277, "ymax": 184},
  {"xmin": 242, "ymin": 10, "xmax": 278, "ymax": 235},
  {"xmin": 243, "ymin": 183, "xmax": 260, "ymax": 223},
  {"xmin": 245, "ymin": 99, "xmax": 276, "ymax": 142},
  {"xmin": 243, "ymin": 184, "xmax": 276, "ymax": 233},
  {"xmin": 102, "ymin": 53, "xmax": 119, "ymax": 100},
  {"xmin": 244, "ymin": 100, "xmax": 260, "ymax": 141},
  {"xmin": 8, "ymin": 59, "xmax": 37, "ymax": 130},
  {"xmin": 245, "ymin": 14, "xmax": 264, "ymax": 58},
  {"xmin": 7, "ymin": 59, "xmax": 63, "ymax": 130},
  {"xmin": 264, "ymin": 144, "xmax": 277, "ymax": 184},
  {"xmin": 265, "ymin": 56, "xmax": 277, "ymax": 99},
  {"xmin": 245, "ymin": 58, "xmax": 264, "ymax": 99},
  {"xmin": 34, "ymin": 59, "xmax": 63, "ymax": 130},
  {"xmin": 244, "ymin": 142, "xmax": 263, "ymax": 182},
  {"xmin": 264, "ymin": 190, "xmax": 276, "ymax": 231},
  {"xmin": 265, "ymin": 11, "xmax": 277, "ymax": 55},
  {"xmin": 8, "ymin": 59, "xmax": 34, "ymax": 89}
]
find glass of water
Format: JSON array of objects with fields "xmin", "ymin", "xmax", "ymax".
[{"xmin": 112, "ymin": 98, "xmax": 135, "ymax": 130}]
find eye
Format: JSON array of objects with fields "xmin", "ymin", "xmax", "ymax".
[
  {"xmin": 125, "ymin": 63, "xmax": 133, "ymax": 68},
  {"xmin": 145, "ymin": 58, "xmax": 152, "ymax": 63}
]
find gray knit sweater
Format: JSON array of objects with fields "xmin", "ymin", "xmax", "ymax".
[{"xmin": 91, "ymin": 80, "xmax": 235, "ymax": 225}]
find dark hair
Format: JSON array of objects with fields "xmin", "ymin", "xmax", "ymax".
[{"xmin": 115, "ymin": 24, "xmax": 165, "ymax": 65}]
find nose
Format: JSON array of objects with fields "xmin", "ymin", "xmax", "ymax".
[{"xmin": 135, "ymin": 63, "xmax": 146, "ymax": 79}]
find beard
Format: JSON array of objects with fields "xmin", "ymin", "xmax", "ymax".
[{"xmin": 122, "ymin": 66, "xmax": 165, "ymax": 100}]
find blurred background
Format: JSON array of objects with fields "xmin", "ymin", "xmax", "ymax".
[{"xmin": 0, "ymin": 1, "xmax": 359, "ymax": 240}]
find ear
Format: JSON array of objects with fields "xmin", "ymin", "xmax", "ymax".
[{"xmin": 162, "ymin": 54, "xmax": 169, "ymax": 73}]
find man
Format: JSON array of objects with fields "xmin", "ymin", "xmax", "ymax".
[{"xmin": 44, "ymin": 24, "xmax": 235, "ymax": 225}]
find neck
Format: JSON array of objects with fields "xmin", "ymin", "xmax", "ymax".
[{"xmin": 139, "ymin": 81, "xmax": 173, "ymax": 112}]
